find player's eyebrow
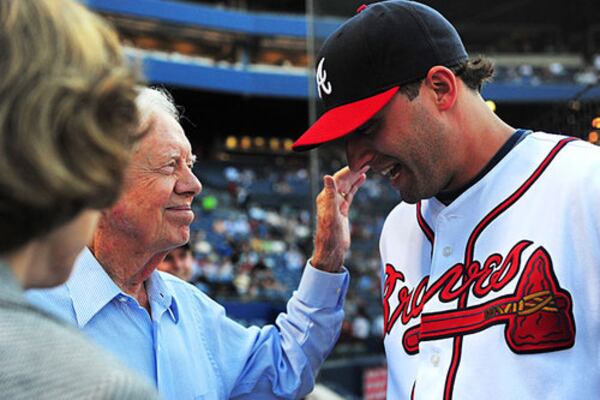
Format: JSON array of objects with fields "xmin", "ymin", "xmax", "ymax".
[{"xmin": 354, "ymin": 116, "xmax": 381, "ymax": 137}]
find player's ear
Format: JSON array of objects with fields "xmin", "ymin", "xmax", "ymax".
[{"xmin": 424, "ymin": 66, "xmax": 457, "ymax": 111}]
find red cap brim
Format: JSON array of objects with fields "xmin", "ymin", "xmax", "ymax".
[{"xmin": 292, "ymin": 87, "xmax": 399, "ymax": 151}]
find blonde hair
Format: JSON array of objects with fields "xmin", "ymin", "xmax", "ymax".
[{"xmin": 0, "ymin": 0, "xmax": 141, "ymax": 252}]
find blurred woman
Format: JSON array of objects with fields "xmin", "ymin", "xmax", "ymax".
[{"xmin": 0, "ymin": 1, "xmax": 157, "ymax": 398}]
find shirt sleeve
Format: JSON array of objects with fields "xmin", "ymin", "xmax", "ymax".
[{"xmin": 209, "ymin": 262, "xmax": 349, "ymax": 399}]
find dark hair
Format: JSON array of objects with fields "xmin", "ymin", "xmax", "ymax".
[{"xmin": 398, "ymin": 55, "xmax": 495, "ymax": 101}]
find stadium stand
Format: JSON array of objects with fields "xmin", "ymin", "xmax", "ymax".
[{"xmin": 84, "ymin": 0, "xmax": 600, "ymax": 101}]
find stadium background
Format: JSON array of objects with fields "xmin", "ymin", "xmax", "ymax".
[{"xmin": 81, "ymin": 0, "xmax": 600, "ymax": 398}]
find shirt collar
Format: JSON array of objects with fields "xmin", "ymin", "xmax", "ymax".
[
  {"xmin": 67, "ymin": 248, "xmax": 179, "ymax": 327},
  {"xmin": 67, "ymin": 247, "xmax": 123, "ymax": 328},
  {"xmin": 436, "ymin": 129, "xmax": 531, "ymax": 205},
  {"xmin": 146, "ymin": 270, "xmax": 179, "ymax": 323}
]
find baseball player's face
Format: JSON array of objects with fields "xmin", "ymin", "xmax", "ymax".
[
  {"xmin": 105, "ymin": 110, "xmax": 202, "ymax": 253},
  {"xmin": 345, "ymin": 92, "xmax": 458, "ymax": 203}
]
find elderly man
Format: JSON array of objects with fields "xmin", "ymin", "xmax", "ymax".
[{"xmin": 28, "ymin": 87, "xmax": 367, "ymax": 399}]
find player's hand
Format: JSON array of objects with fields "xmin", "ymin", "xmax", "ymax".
[{"xmin": 311, "ymin": 166, "xmax": 369, "ymax": 272}]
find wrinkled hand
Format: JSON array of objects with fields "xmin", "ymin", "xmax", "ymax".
[{"xmin": 311, "ymin": 166, "xmax": 369, "ymax": 272}]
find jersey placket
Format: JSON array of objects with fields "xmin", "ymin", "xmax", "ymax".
[{"xmin": 415, "ymin": 210, "xmax": 466, "ymax": 400}]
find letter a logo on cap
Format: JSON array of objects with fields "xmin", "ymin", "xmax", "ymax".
[{"xmin": 316, "ymin": 57, "xmax": 332, "ymax": 99}]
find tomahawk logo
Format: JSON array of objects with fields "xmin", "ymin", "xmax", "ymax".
[
  {"xmin": 316, "ymin": 58, "xmax": 332, "ymax": 99},
  {"xmin": 383, "ymin": 241, "xmax": 576, "ymax": 355}
]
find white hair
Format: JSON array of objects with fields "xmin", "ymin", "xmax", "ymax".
[{"xmin": 135, "ymin": 86, "xmax": 179, "ymax": 129}]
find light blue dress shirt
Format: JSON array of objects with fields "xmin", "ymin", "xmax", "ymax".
[{"xmin": 27, "ymin": 248, "xmax": 349, "ymax": 399}]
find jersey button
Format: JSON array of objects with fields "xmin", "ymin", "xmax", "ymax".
[
  {"xmin": 431, "ymin": 353, "xmax": 440, "ymax": 367},
  {"xmin": 442, "ymin": 246, "xmax": 453, "ymax": 257}
]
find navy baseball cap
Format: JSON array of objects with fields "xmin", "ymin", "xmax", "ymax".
[{"xmin": 293, "ymin": 0, "xmax": 468, "ymax": 151}]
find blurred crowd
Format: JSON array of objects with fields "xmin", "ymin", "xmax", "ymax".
[
  {"xmin": 104, "ymin": 11, "xmax": 600, "ymax": 87},
  {"xmin": 123, "ymin": 41, "xmax": 600, "ymax": 86},
  {"xmin": 493, "ymin": 59, "xmax": 600, "ymax": 86}
]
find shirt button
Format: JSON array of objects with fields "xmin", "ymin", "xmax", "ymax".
[
  {"xmin": 118, "ymin": 296, "xmax": 127, "ymax": 303},
  {"xmin": 442, "ymin": 246, "xmax": 453, "ymax": 257},
  {"xmin": 431, "ymin": 353, "xmax": 440, "ymax": 367}
]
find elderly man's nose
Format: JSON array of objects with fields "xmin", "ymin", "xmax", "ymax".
[
  {"xmin": 177, "ymin": 168, "xmax": 202, "ymax": 196},
  {"xmin": 189, "ymin": 173, "xmax": 202, "ymax": 195}
]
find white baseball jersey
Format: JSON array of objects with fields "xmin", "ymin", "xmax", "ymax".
[{"xmin": 380, "ymin": 132, "xmax": 600, "ymax": 400}]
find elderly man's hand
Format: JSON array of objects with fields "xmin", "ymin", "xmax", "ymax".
[{"xmin": 311, "ymin": 166, "xmax": 369, "ymax": 272}]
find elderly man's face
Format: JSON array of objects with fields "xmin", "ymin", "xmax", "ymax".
[{"xmin": 106, "ymin": 110, "xmax": 202, "ymax": 253}]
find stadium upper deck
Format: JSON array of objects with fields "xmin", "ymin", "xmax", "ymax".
[{"xmin": 83, "ymin": 0, "xmax": 600, "ymax": 101}]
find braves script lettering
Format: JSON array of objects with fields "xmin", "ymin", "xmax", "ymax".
[
  {"xmin": 383, "ymin": 240, "xmax": 532, "ymax": 335},
  {"xmin": 383, "ymin": 240, "xmax": 575, "ymax": 356}
]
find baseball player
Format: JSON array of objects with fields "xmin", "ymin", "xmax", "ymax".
[{"xmin": 293, "ymin": 1, "xmax": 600, "ymax": 399}]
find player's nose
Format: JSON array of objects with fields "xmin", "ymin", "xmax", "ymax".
[{"xmin": 345, "ymin": 136, "xmax": 375, "ymax": 172}]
